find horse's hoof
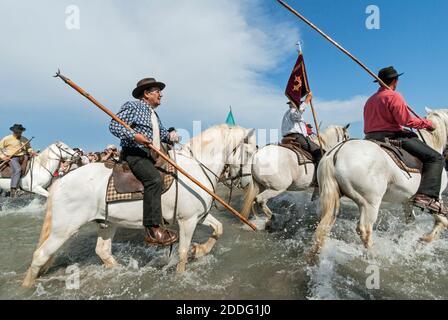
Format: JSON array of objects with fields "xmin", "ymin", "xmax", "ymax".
[
  {"xmin": 176, "ymin": 263, "xmax": 186, "ymax": 274},
  {"xmin": 190, "ymin": 244, "xmax": 204, "ymax": 259},
  {"xmin": 104, "ymin": 262, "xmax": 119, "ymax": 269},
  {"xmin": 306, "ymin": 247, "xmax": 320, "ymax": 266},
  {"xmin": 420, "ymin": 235, "xmax": 433, "ymax": 243},
  {"xmin": 21, "ymin": 270, "xmax": 36, "ymax": 289}
]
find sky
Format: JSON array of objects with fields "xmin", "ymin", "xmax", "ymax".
[{"xmin": 1, "ymin": 0, "xmax": 448, "ymax": 151}]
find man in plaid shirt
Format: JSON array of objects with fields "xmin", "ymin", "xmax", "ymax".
[{"xmin": 110, "ymin": 77, "xmax": 179, "ymax": 246}]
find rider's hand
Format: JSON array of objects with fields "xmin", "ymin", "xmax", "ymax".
[
  {"xmin": 304, "ymin": 92, "xmax": 313, "ymax": 105},
  {"xmin": 426, "ymin": 125, "xmax": 436, "ymax": 132},
  {"xmin": 134, "ymin": 133, "xmax": 152, "ymax": 146},
  {"xmin": 30, "ymin": 152, "xmax": 38, "ymax": 157}
]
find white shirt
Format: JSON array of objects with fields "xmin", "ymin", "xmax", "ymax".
[
  {"xmin": 281, "ymin": 104, "xmax": 309, "ymax": 137},
  {"xmin": 151, "ymin": 107, "xmax": 161, "ymax": 150}
]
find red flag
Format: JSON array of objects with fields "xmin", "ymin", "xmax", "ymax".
[{"xmin": 285, "ymin": 52, "xmax": 311, "ymax": 107}]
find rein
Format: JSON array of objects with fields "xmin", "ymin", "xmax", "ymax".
[{"xmin": 179, "ymin": 128, "xmax": 255, "ymax": 207}]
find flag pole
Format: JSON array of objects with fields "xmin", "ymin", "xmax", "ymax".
[{"xmin": 298, "ymin": 43, "xmax": 325, "ymax": 156}]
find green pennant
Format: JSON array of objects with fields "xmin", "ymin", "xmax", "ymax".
[{"xmin": 226, "ymin": 107, "xmax": 236, "ymax": 126}]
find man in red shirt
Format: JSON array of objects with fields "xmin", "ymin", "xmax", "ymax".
[{"xmin": 364, "ymin": 66, "xmax": 445, "ymax": 215}]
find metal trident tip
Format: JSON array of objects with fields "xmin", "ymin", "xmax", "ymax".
[{"xmin": 53, "ymin": 69, "xmax": 61, "ymax": 78}]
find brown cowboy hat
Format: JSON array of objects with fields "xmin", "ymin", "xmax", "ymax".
[{"xmin": 132, "ymin": 78, "xmax": 166, "ymax": 99}]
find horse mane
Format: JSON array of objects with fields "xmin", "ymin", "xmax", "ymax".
[
  {"xmin": 36, "ymin": 144, "xmax": 52, "ymax": 168},
  {"xmin": 185, "ymin": 124, "xmax": 247, "ymax": 156},
  {"xmin": 422, "ymin": 109, "xmax": 448, "ymax": 153},
  {"xmin": 319, "ymin": 125, "xmax": 346, "ymax": 149}
]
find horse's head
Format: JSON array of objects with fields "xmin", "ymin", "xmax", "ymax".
[
  {"xmin": 319, "ymin": 123, "xmax": 350, "ymax": 149},
  {"xmin": 424, "ymin": 108, "xmax": 448, "ymax": 153},
  {"xmin": 51, "ymin": 142, "xmax": 79, "ymax": 162},
  {"xmin": 224, "ymin": 127, "xmax": 257, "ymax": 189}
]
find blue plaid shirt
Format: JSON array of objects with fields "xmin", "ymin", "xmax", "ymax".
[{"xmin": 109, "ymin": 100, "xmax": 170, "ymax": 149}]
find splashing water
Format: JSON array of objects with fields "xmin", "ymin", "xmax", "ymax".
[{"xmin": 0, "ymin": 187, "xmax": 447, "ymax": 300}]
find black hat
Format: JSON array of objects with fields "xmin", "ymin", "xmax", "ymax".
[
  {"xmin": 10, "ymin": 124, "xmax": 26, "ymax": 132},
  {"xmin": 374, "ymin": 66, "xmax": 404, "ymax": 83},
  {"xmin": 132, "ymin": 78, "xmax": 166, "ymax": 99}
]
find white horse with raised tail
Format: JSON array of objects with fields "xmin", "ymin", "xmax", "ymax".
[
  {"xmin": 241, "ymin": 124, "xmax": 350, "ymax": 219},
  {"xmin": 0, "ymin": 142, "xmax": 78, "ymax": 198},
  {"xmin": 22, "ymin": 125, "xmax": 256, "ymax": 287},
  {"xmin": 311, "ymin": 109, "xmax": 448, "ymax": 257}
]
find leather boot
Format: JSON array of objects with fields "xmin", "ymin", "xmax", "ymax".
[{"xmin": 144, "ymin": 226, "xmax": 178, "ymax": 246}]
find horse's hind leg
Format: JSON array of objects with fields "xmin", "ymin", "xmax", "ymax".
[
  {"xmin": 22, "ymin": 234, "xmax": 68, "ymax": 288},
  {"xmin": 256, "ymin": 189, "xmax": 285, "ymax": 219},
  {"xmin": 176, "ymin": 216, "xmax": 198, "ymax": 274},
  {"xmin": 95, "ymin": 224, "xmax": 118, "ymax": 268},
  {"xmin": 356, "ymin": 202, "xmax": 380, "ymax": 249},
  {"xmin": 191, "ymin": 214, "xmax": 222, "ymax": 259}
]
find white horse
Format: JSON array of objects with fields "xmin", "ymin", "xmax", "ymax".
[
  {"xmin": 0, "ymin": 142, "xmax": 78, "ymax": 198},
  {"xmin": 241, "ymin": 124, "xmax": 350, "ymax": 219},
  {"xmin": 22, "ymin": 125, "xmax": 257, "ymax": 287},
  {"xmin": 311, "ymin": 109, "xmax": 448, "ymax": 256}
]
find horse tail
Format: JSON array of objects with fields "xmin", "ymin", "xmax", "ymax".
[
  {"xmin": 241, "ymin": 177, "xmax": 260, "ymax": 219},
  {"xmin": 312, "ymin": 153, "xmax": 341, "ymax": 255},
  {"xmin": 36, "ymin": 182, "xmax": 57, "ymax": 249}
]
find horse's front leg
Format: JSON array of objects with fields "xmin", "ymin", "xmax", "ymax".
[
  {"xmin": 421, "ymin": 215, "xmax": 448, "ymax": 243},
  {"xmin": 31, "ymin": 185, "xmax": 49, "ymax": 198},
  {"xmin": 95, "ymin": 224, "xmax": 118, "ymax": 268},
  {"xmin": 176, "ymin": 216, "xmax": 198, "ymax": 274},
  {"xmin": 191, "ymin": 214, "xmax": 222, "ymax": 259}
]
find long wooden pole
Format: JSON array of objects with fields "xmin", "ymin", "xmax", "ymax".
[
  {"xmin": 0, "ymin": 137, "xmax": 34, "ymax": 170},
  {"xmin": 276, "ymin": 0, "xmax": 422, "ymax": 120},
  {"xmin": 54, "ymin": 70, "xmax": 257, "ymax": 231},
  {"xmin": 309, "ymin": 101, "xmax": 324, "ymax": 156}
]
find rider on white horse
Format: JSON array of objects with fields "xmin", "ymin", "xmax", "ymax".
[
  {"xmin": 0, "ymin": 124, "xmax": 37, "ymax": 198},
  {"xmin": 364, "ymin": 66, "xmax": 446, "ymax": 215},
  {"xmin": 281, "ymin": 92, "xmax": 322, "ymax": 186},
  {"xmin": 109, "ymin": 77, "xmax": 180, "ymax": 247}
]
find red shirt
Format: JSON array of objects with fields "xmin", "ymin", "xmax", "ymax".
[{"xmin": 364, "ymin": 88, "xmax": 432, "ymax": 133}]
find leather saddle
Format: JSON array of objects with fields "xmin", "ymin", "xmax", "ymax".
[
  {"xmin": 368, "ymin": 139, "xmax": 422, "ymax": 174},
  {"xmin": 0, "ymin": 155, "xmax": 30, "ymax": 178},
  {"xmin": 278, "ymin": 136, "xmax": 314, "ymax": 165},
  {"xmin": 105, "ymin": 144, "xmax": 176, "ymax": 202}
]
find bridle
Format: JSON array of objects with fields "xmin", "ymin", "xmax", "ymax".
[
  {"xmin": 180, "ymin": 128, "xmax": 256, "ymax": 193},
  {"xmin": 31, "ymin": 143, "xmax": 79, "ymax": 178},
  {"xmin": 220, "ymin": 128, "xmax": 255, "ymax": 189}
]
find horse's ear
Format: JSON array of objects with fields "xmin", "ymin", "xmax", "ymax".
[
  {"xmin": 344, "ymin": 123, "xmax": 351, "ymax": 130},
  {"xmin": 425, "ymin": 107, "xmax": 434, "ymax": 114}
]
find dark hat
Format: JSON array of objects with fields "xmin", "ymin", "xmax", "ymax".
[
  {"xmin": 374, "ymin": 66, "xmax": 404, "ymax": 83},
  {"xmin": 132, "ymin": 78, "xmax": 166, "ymax": 99},
  {"xmin": 10, "ymin": 123, "xmax": 26, "ymax": 132}
]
